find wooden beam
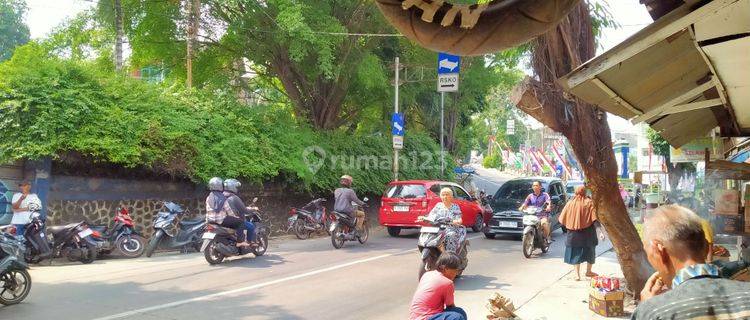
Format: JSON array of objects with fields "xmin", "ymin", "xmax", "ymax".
[
  {"xmin": 591, "ymin": 77, "xmax": 644, "ymax": 115},
  {"xmin": 664, "ymin": 98, "xmax": 723, "ymax": 115},
  {"xmin": 706, "ymin": 159, "xmax": 750, "ymax": 180},
  {"xmin": 559, "ymin": 0, "xmax": 739, "ymax": 90},
  {"xmin": 631, "ymin": 80, "xmax": 715, "ymax": 124}
]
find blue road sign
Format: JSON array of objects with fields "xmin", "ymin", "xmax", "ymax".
[
  {"xmin": 437, "ymin": 53, "xmax": 460, "ymax": 74},
  {"xmin": 392, "ymin": 113, "xmax": 405, "ymax": 136}
]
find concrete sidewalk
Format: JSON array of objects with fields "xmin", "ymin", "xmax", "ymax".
[{"xmin": 513, "ymin": 249, "xmax": 635, "ymax": 320}]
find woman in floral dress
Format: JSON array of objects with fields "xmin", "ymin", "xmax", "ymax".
[{"xmin": 418, "ymin": 187, "xmax": 465, "ymax": 253}]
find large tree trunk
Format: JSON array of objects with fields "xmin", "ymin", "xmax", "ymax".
[
  {"xmin": 114, "ymin": 0, "xmax": 123, "ymax": 71},
  {"xmin": 512, "ymin": 3, "xmax": 651, "ymax": 295}
]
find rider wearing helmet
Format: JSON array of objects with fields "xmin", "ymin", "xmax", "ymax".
[
  {"xmin": 223, "ymin": 179, "xmax": 256, "ymax": 247},
  {"xmin": 334, "ymin": 175, "xmax": 366, "ymax": 232}
]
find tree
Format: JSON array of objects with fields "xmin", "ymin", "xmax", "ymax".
[
  {"xmin": 646, "ymin": 128, "xmax": 695, "ymax": 191},
  {"xmin": 513, "ymin": 2, "xmax": 651, "ymax": 294},
  {"xmin": 201, "ymin": 0, "xmax": 393, "ymax": 129},
  {"xmin": 0, "ymin": 0, "xmax": 30, "ymax": 61}
]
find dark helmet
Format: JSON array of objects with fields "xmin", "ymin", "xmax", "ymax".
[{"xmin": 224, "ymin": 179, "xmax": 241, "ymax": 193}]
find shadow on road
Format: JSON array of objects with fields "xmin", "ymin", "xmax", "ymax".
[
  {"xmin": 0, "ymin": 278, "xmax": 304, "ymax": 320},
  {"xmin": 455, "ymin": 274, "xmax": 509, "ymax": 291}
]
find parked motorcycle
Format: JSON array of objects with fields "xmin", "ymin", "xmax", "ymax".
[
  {"xmin": 287, "ymin": 198, "xmax": 332, "ymax": 239},
  {"xmin": 416, "ymin": 216, "xmax": 469, "ymax": 280},
  {"xmin": 521, "ymin": 206, "xmax": 549, "ymax": 258},
  {"xmin": 329, "ymin": 198, "xmax": 369, "ymax": 249},
  {"xmin": 144, "ymin": 202, "xmax": 205, "ymax": 258},
  {"xmin": 201, "ymin": 197, "xmax": 270, "ymax": 265},
  {"xmin": 16, "ymin": 203, "xmax": 97, "ymax": 264},
  {"xmin": 45, "ymin": 220, "xmax": 99, "ymax": 264},
  {"xmin": 0, "ymin": 228, "xmax": 31, "ymax": 305},
  {"xmin": 89, "ymin": 207, "xmax": 145, "ymax": 258}
]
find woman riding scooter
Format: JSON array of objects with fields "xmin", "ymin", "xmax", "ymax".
[{"xmin": 417, "ymin": 187, "xmax": 464, "ymax": 254}]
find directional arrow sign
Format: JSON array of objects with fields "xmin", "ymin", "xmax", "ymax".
[
  {"xmin": 437, "ymin": 53, "xmax": 460, "ymax": 74},
  {"xmin": 391, "ymin": 112, "xmax": 405, "ymax": 136},
  {"xmin": 438, "ymin": 73, "xmax": 459, "ymax": 92}
]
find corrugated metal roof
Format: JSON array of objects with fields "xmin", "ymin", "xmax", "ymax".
[{"xmin": 558, "ymin": 0, "xmax": 750, "ymax": 148}]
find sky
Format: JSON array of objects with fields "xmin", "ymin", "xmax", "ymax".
[{"xmin": 23, "ymin": 0, "xmax": 653, "ymax": 134}]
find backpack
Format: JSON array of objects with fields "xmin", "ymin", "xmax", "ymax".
[{"xmin": 205, "ymin": 192, "xmax": 232, "ymax": 224}]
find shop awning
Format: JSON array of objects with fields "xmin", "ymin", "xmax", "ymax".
[{"xmin": 557, "ymin": 0, "xmax": 750, "ymax": 148}]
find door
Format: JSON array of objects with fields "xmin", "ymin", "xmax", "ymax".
[
  {"xmin": 548, "ymin": 182, "xmax": 564, "ymax": 229},
  {"xmin": 451, "ymin": 185, "xmax": 478, "ymax": 226}
]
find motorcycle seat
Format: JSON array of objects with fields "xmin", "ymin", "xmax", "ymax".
[
  {"xmin": 90, "ymin": 225, "xmax": 108, "ymax": 233},
  {"xmin": 181, "ymin": 218, "xmax": 205, "ymax": 227},
  {"xmin": 47, "ymin": 222, "xmax": 82, "ymax": 236}
]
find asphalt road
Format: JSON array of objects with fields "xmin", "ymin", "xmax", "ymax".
[{"xmin": 1, "ymin": 171, "xmax": 609, "ymax": 320}]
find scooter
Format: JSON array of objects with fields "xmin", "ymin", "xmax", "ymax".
[
  {"xmin": 18, "ymin": 203, "xmax": 96, "ymax": 264},
  {"xmin": 144, "ymin": 202, "xmax": 205, "ymax": 257},
  {"xmin": 521, "ymin": 206, "xmax": 550, "ymax": 258},
  {"xmin": 329, "ymin": 198, "xmax": 369, "ymax": 249},
  {"xmin": 417, "ymin": 216, "xmax": 469, "ymax": 280},
  {"xmin": 287, "ymin": 198, "xmax": 332, "ymax": 239},
  {"xmin": 89, "ymin": 207, "xmax": 145, "ymax": 258},
  {"xmin": 0, "ymin": 230, "xmax": 31, "ymax": 305},
  {"xmin": 201, "ymin": 198, "xmax": 270, "ymax": 265}
]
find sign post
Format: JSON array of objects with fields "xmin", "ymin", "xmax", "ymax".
[
  {"xmin": 393, "ymin": 57, "xmax": 400, "ymax": 181},
  {"xmin": 437, "ymin": 53, "xmax": 460, "ymax": 176},
  {"xmin": 506, "ymin": 119, "xmax": 515, "ymax": 135}
]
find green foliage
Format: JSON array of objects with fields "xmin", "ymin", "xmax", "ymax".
[
  {"xmin": 646, "ymin": 127, "xmax": 670, "ymax": 158},
  {"xmin": 0, "ymin": 0, "xmax": 30, "ymax": 61},
  {"xmin": 0, "ymin": 45, "xmax": 446, "ymax": 194},
  {"xmin": 482, "ymin": 152, "xmax": 503, "ymax": 170}
]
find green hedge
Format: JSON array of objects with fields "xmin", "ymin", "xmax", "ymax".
[
  {"xmin": 482, "ymin": 152, "xmax": 503, "ymax": 170},
  {"xmin": 0, "ymin": 44, "xmax": 451, "ymax": 194}
]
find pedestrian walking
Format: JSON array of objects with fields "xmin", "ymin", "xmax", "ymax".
[{"xmin": 558, "ymin": 185, "xmax": 603, "ymax": 280}]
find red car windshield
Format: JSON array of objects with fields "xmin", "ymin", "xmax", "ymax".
[{"xmin": 384, "ymin": 184, "xmax": 427, "ymax": 199}]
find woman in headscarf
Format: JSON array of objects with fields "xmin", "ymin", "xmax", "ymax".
[{"xmin": 559, "ymin": 185, "xmax": 601, "ymax": 280}]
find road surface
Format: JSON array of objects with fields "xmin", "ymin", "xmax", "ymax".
[{"xmin": 1, "ymin": 171, "xmax": 610, "ymax": 320}]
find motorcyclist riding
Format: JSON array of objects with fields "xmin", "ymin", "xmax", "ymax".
[
  {"xmin": 205, "ymin": 177, "xmax": 247, "ymax": 247},
  {"xmin": 222, "ymin": 179, "xmax": 257, "ymax": 247},
  {"xmin": 333, "ymin": 175, "xmax": 366, "ymax": 234},
  {"xmin": 417, "ymin": 187, "xmax": 465, "ymax": 254},
  {"xmin": 519, "ymin": 181, "xmax": 552, "ymax": 243}
]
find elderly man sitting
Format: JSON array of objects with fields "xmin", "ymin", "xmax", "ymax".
[{"xmin": 633, "ymin": 205, "xmax": 750, "ymax": 320}]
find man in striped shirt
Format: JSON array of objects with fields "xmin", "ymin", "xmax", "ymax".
[{"xmin": 633, "ymin": 205, "xmax": 750, "ymax": 320}]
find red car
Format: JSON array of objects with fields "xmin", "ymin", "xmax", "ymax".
[{"xmin": 379, "ymin": 180, "xmax": 489, "ymax": 237}]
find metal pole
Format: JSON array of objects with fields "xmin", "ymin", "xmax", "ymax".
[
  {"xmin": 394, "ymin": 57, "xmax": 400, "ymax": 181},
  {"xmin": 440, "ymin": 91, "xmax": 445, "ymax": 176}
]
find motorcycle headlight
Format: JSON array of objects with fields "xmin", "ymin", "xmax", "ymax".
[{"xmin": 523, "ymin": 215, "xmax": 539, "ymax": 225}]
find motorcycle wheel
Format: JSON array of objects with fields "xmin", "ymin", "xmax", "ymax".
[
  {"xmin": 251, "ymin": 233, "xmax": 268, "ymax": 256},
  {"xmin": 0, "ymin": 268, "xmax": 32, "ymax": 306},
  {"xmin": 357, "ymin": 222, "xmax": 369, "ymax": 244},
  {"xmin": 331, "ymin": 224, "xmax": 345, "ymax": 249},
  {"xmin": 522, "ymin": 232, "xmax": 534, "ymax": 259},
  {"xmin": 471, "ymin": 214, "xmax": 484, "ymax": 233},
  {"xmin": 79, "ymin": 246, "xmax": 96, "ymax": 264},
  {"xmin": 418, "ymin": 254, "xmax": 436, "ymax": 280},
  {"xmin": 324, "ymin": 215, "xmax": 332, "ymax": 236},
  {"xmin": 204, "ymin": 240, "xmax": 225, "ymax": 265},
  {"xmin": 144, "ymin": 230, "xmax": 163, "ymax": 258},
  {"xmin": 293, "ymin": 219, "xmax": 309, "ymax": 240},
  {"xmin": 458, "ymin": 245, "xmax": 469, "ymax": 277},
  {"xmin": 116, "ymin": 235, "xmax": 145, "ymax": 258}
]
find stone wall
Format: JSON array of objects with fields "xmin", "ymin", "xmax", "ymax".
[{"xmin": 44, "ymin": 175, "xmax": 382, "ymax": 238}]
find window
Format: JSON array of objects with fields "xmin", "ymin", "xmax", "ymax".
[
  {"xmin": 385, "ymin": 184, "xmax": 427, "ymax": 199},
  {"xmin": 452, "ymin": 186, "xmax": 471, "ymax": 200},
  {"xmin": 494, "ymin": 180, "xmax": 533, "ymax": 201}
]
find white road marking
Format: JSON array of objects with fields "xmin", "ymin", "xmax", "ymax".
[{"xmin": 94, "ymin": 234, "xmax": 483, "ymax": 320}]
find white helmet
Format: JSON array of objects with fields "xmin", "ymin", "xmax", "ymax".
[{"xmin": 208, "ymin": 177, "xmax": 223, "ymax": 191}]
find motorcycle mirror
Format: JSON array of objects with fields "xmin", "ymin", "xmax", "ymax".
[{"xmin": 363, "ymin": 197, "xmax": 369, "ymax": 202}]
